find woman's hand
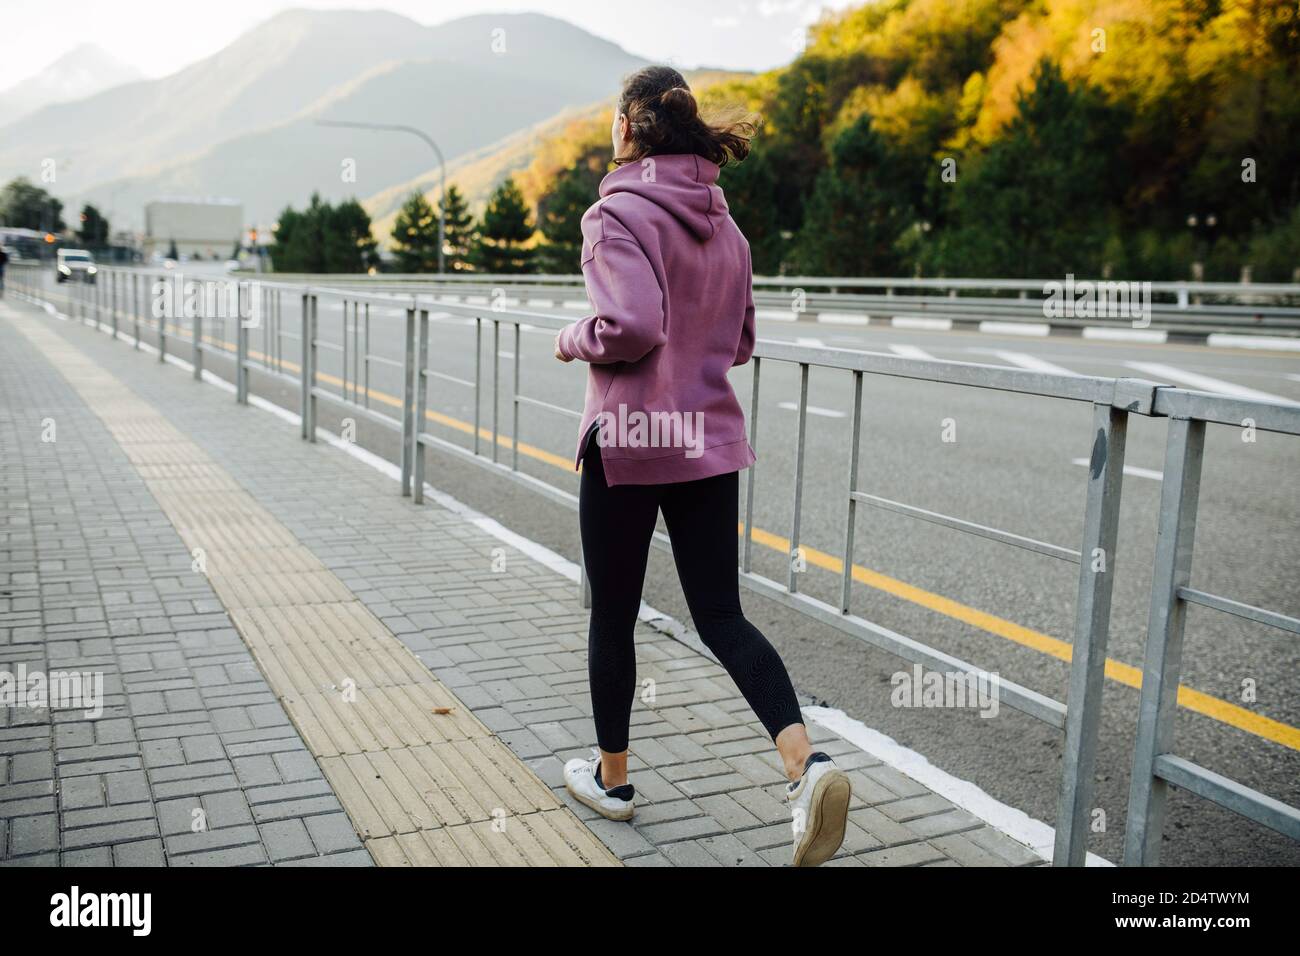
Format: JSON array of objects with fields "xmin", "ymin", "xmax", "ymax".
[{"xmin": 554, "ymin": 332, "xmax": 573, "ymax": 363}]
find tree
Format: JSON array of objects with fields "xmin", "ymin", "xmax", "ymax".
[
  {"xmin": 536, "ymin": 158, "xmax": 602, "ymax": 273},
  {"xmin": 471, "ymin": 177, "xmax": 535, "ymax": 274},
  {"xmin": 790, "ymin": 114, "xmax": 915, "ymax": 276},
  {"xmin": 325, "ymin": 199, "xmax": 379, "ymax": 273},
  {"xmin": 391, "ymin": 191, "xmax": 440, "ymax": 273},
  {"xmin": 439, "ymin": 184, "xmax": 475, "ymax": 271},
  {"xmin": 924, "ymin": 61, "xmax": 1121, "ymax": 278},
  {"xmin": 270, "ymin": 193, "xmax": 378, "ymax": 273},
  {"xmin": 77, "ymin": 204, "xmax": 109, "ymax": 247},
  {"xmin": 0, "ymin": 177, "xmax": 65, "ymax": 232},
  {"xmin": 719, "ymin": 144, "xmax": 786, "ymax": 275}
]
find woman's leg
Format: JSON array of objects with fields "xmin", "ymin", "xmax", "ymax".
[
  {"xmin": 660, "ymin": 471, "xmax": 812, "ymax": 782},
  {"xmin": 578, "ymin": 440, "xmax": 660, "ymax": 785}
]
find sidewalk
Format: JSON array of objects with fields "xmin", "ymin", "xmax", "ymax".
[{"xmin": 0, "ymin": 296, "xmax": 1043, "ymax": 867}]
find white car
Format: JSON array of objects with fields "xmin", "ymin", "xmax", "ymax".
[{"xmin": 56, "ymin": 248, "xmax": 97, "ymax": 283}]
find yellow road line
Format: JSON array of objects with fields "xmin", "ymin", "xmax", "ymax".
[{"xmin": 136, "ymin": 308, "xmax": 1300, "ymax": 753}]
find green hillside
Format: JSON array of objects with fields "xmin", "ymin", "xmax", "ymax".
[{"xmin": 517, "ymin": 0, "xmax": 1300, "ymax": 281}]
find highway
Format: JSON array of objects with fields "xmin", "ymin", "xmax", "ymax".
[{"xmin": 27, "ymin": 264, "xmax": 1300, "ymax": 865}]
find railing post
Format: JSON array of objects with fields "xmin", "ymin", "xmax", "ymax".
[
  {"xmin": 1053, "ymin": 402, "xmax": 1129, "ymax": 866},
  {"xmin": 341, "ymin": 299, "xmax": 351, "ymax": 402},
  {"xmin": 742, "ymin": 356, "xmax": 761, "ymax": 573},
  {"xmin": 840, "ymin": 370, "xmax": 864, "ymax": 613},
  {"xmin": 511, "ymin": 323, "xmax": 521, "ymax": 472},
  {"xmin": 131, "ymin": 273, "xmax": 140, "ymax": 348},
  {"xmin": 1124, "ymin": 417, "xmax": 1205, "ymax": 866},
  {"xmin": 301, "ymin": 291, "xmax": 317, "ymax": 441},
  {"xmin": 156, "ymin": 274, "xmax": 166, "ymax": 363},
  {"xmin": 412, "ymin": 308, "xmax": 430, "ymax": 504},
  {"xmin": 400, "ymin": 301, "xmax": 416, "ymax": 495},
  {"xmin": 235, "ymin": 282, "xmax": 248, "ymax": 403},
  {"xmin": 787, "ymin": 363, "xmax": 810, "ymax": 593},
  {"xmin": 473, "ymin": 317, "xmax": 482, "ymax": 456},
  {"xmin": 110, "ymin": 270, "xmax": 118, "ymax": 336},
  {"xmin": 193, "ymin": 304, "xmax": 204, "ymax": 380}
]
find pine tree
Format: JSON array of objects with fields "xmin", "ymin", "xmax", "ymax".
[
  {"xmin": 391, "ymin": 191, "xmax": 440, "ymax": 273},
  {"xmin": 471, "ymin": 177, "xmax": 536, "ymax": 274},
  {"xmin": 438, "ymin": 184, "xmax": 475, "ymax": 272},
  {"xmin": 790, "ymin": 114, "xmax": 913, "ymax": 276},
  {"xmin": 537, "ymin": 159, "xmax": 602, "ymax": 273}
]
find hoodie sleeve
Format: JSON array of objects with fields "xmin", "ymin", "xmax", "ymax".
[
  {"xmin": 557, "ymin": 236, "xmax": 666, "ymax": 365},
  {"xmin": 733, "ymin": 248, "xmax": 756, "ymax": 367}
]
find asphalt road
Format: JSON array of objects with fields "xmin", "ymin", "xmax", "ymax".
[{"xmin": 27, "ymin": 266, "xmax": 1300, "ymax": 865}]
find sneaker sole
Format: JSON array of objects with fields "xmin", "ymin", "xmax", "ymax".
[
  {"xmin": 565, "ymin": 777, "xmax": 634, "ymax": 822},
  {"xmin": 794, "ymin": 768, "xmax": 851, "ymax": 867}
]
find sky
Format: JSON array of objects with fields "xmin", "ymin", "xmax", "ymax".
[{"xmin": 0, "ymin": 0, "xmax": 859, "ymax": 89}]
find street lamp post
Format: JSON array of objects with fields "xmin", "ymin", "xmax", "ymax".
[{"xmin": 316, "ymin": 120, "xmax": 447, "ymax": 274}]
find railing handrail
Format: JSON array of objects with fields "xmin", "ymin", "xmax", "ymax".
[{"xmin": 231, "ymin": 268, "xmax": 1300, "ymax": 297}]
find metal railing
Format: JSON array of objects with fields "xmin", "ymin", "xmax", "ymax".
[
  {"xmin": 246, "ymin": 270, "xmax": 1300, "ymax": 342},
  {"xmin": 9, "ymin": 260, "xmax": 1299, "ymax": 867},
  {"xmin": 1123, "ymin": 389, "xmax": 1300, "ymax": 864}
]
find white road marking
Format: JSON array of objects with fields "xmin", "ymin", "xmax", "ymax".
[
  {"xmin": 1071, "ymin": 458, "xmax": 1162, "ymax": 481},
  {"xmin": 1082, "ymin": 327, "xmax": 1167, "ymax": 343},
  {"xmin": 1207, "ymin": 334, "xmax": 1300, "ymax": 352},
  {"xmin": 982, "ymin": 350, "xmax": 1080, "ymax": 377},
  {"xmin": 816, "ymin": 312, "xmax": 870, "ymax": 325},
  {"xmin": 888, "ymin": 343, "xmax": 936, "ymax": 360},
  {"xmin": 778, "ymin": 401, "xmax": 845, "ymax": 419},
  {"xmin": 794, "ymin": 336, "xmax": 826, "ymax": 348},
  {"xmin": 1125, "ymin": 361, "xmax": 1291, "ymax": 403},
  {"xmin": 891, "ymin": 316, "xmax": 951, "ymax": 331},
  {"xmin": 979, "ymin": 320, "xmax": 1050, "ymax": 337}
]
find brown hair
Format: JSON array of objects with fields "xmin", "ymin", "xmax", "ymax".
[{"xmin": 615, "ymin": 66, "xmax": 756, "ymax": 168}]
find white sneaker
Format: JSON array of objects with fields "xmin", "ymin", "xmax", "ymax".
[
  {"xmin": 564, "ymin": 749, "xmax": 635, "ymax": 821},
  {"xmin": 786, "ymin": 752, "xmax": 851, "ymax": 867}
]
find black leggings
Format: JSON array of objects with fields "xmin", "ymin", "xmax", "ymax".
[{"xmin": 579, "ymin": 436, "xmax": 804, "ymax": 753}]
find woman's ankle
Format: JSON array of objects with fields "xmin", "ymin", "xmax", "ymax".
[{"xmin": 598, "ymin": 749, "xmax": 629, "ymax": 788}]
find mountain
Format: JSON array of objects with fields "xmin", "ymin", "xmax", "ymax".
[
  {"xmin": 11, "ymin": 9, "xmax": 645, "ymax": 230},
  {"xmin": 0, "ymin": 44, "xmax": 143, "ymax": 128},
  {"xmin": 362, "ymin": 68, "xmax": 750, "ymax": 246},
  {"xmin": 0, "ymin": 10, "xmax": 436, "ymax": 197}
]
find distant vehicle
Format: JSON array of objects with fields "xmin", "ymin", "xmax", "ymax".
[
  {"xmin": 56, "ymin": 248, "xmax": 97, "ymax": 284},
  {"xmin": 224, "ymin": 259, "xmax": 241, "ymax": 272}
]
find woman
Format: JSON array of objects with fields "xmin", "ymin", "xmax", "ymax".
[{"xmin": 553, "ymin": 66, "xmax": 851, "ymax": 867}]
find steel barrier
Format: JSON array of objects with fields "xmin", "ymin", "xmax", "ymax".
[
  {"xmin": 1123, "ymin": 388, "xmax": 1300, "ymax": 864},
  {"xmin": 8, "ymin": 260, "xmax": 1299, "ymax": 867}
]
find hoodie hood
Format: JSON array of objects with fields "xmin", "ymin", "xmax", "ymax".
[{"xmin": 598, "ymin": 153, "xmax": 729, "ymax": 241}]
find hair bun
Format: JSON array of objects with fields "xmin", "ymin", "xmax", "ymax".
[{"xmin": 659, "ymin": 86, "xmax": 697, "ymax": 119}]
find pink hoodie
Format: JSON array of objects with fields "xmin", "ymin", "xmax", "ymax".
[{"xmin": 556, "ymin": 153, "xmax": 757, "ymax": 487}]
